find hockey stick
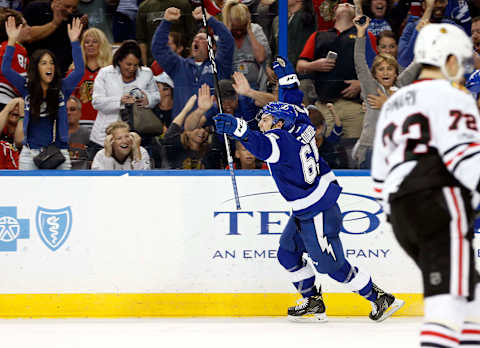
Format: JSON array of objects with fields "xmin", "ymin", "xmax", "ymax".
[{"xmin": 200, "ymin": 0, "xmax": 241, "ymax": 210}]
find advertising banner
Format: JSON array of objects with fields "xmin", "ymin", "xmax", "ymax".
[{"xmin": 0, "ymin": 171, "xmax": 477, "ymax": 317}]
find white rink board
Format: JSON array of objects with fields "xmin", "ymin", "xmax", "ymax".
[{"xmin": 0, "ymin": 171, "xmax": 478, "ymax": 294}]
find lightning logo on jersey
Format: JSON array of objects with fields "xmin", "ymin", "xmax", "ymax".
[
  {"xmin": 313, "ymin": 215, "xmax": 337, "ymax": 261},
  {"xmin": 318, "ymin": 235, "xmax": 337, "ymax": 261}
]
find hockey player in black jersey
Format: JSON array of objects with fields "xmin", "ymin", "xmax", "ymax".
[{"xmin": 372, "ymin": 23, "xmax": 480, "ymax": 347}]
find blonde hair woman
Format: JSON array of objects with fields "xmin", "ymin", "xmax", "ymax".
[
  {"xmin": 69, "ymin": 28, "xmax": 113, "ymax": 128},
  {"xmin": 91, "ymin": 120, "xmax": 151, "ymax": 170},
  {"xmin": 222, "ymin": 0, "xmax": 271, "ymax": 90}
]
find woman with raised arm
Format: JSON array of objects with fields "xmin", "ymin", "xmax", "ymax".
[
  {"xmin": 1, "ymin": 16, "xmax": 84, "ymax": 170},
  {"xmin": 69, "ymin": 27, "xmax": 112, "ymax": 129},
  {"xmin": 352, "ymin": 15, "xmax": 419, "ymax": 169}
]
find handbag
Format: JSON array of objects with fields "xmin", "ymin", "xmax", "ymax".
[
  {"xmin": 33, "ymin": 120, "xmax": 66, "ymax": 169},
  {"xmin": 132, "ymin": 104, "xmax": 164, "ymax": 135}
]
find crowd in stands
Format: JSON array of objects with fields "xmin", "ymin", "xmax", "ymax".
[{"xmin": 0, "ymin": 0, "xmax": 478, "ymax": 170}]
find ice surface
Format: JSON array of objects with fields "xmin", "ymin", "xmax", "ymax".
[{"xmin": 1, "ymin": 317, "xmax": 421, "ymax": 348}]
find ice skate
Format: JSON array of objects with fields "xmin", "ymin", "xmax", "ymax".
[
  {"xmin": 287, "ymin": 288, "xmax": 327, "ymax": 323},
  {"xmin": 369, "ymin": 284, "xmax": 405, "ymax": 322}
]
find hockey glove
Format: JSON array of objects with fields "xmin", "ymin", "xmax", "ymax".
[
  {"xmin": 213, "ymin": 113, "xmax": 248, "ymax": 140},
  {"xmin": 272, "ymin": 56, "xmax": 304, "ymax": 106},
  {"xmin": 272, "ymin": 56, "xmax": 299, "ymax": 89}
]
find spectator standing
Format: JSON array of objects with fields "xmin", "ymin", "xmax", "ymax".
[
  {"xmin": 397, "ymin": 0, "xmax": 467, "ymax": 68},
  {"xmin": 23, "ymin": 0, "xmax": 88, "ymax": 76},
  {"xmin": 112, "ymin": 0, "xmax": 139, "ymax": 43},
  {"xmin": 151, "ymin": 6, "xmax": 234, "ymax": 118},
  {"xmin": 297, "ymin": 3, "xmax": 362, "ymax": 167},
  {"xmin": 0, "ymin": 9, "xmax": 30, "ymax": 111},
  {"xmin": 150, "ymin": 31, "xmax": 185, "ymax": 75},
  {"xmin": 136, "ymin": 0, "xmax": 194, "ymax": 66},
  {"xmin": 352, "ymin": 16, "xmax": 420, "ymax": 168},
  {"xmin": 2, "ymin": 16, "xmax": 84, "ymax": 170},
  {"xmin": 223, "ymin": 0, "xmax": 271, "ymax": 90},
  {"xmin": 91, "ymin": 120, "xmax": 151, "ymax": 170},
  {"xmin": 353, "ymin": 0, "xmax": 410, "ymax": 37},
  {"xmin": 89, "ymin": 40, "xmax": 160, "ymax": 160},
  {"xmin": 313, "ymin": 0, "xmax": 345, "ymax": 31},
  {"xmin": 70, "ymin": 27, "xmax": 112, "ymax": 129},
  {"xmin": 67, "ymin": 96, "xmax": 90, "ymax": 169}
]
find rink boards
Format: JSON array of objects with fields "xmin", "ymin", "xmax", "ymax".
[{"xmin": 0, "ymin": 170, "xmax": 478, "ymax": 318}]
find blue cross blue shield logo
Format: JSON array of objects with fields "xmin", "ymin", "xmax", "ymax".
[
  {"xmin": 36, "ymin": 207, "xmax": 72, "ymax": 251},
  {"xmin": 0, "ymin": 207, "xmax": 29, "ymax": 252}
]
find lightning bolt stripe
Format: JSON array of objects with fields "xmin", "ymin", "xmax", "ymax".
[{"xmin": 313, "ymin": 213, "xmax": 337, "ymax": 261}]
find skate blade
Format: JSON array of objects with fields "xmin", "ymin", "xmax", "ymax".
[
  {"xmin": 375, "ymin": 298, "xmax": 405, "ymax": 323},
  {"xmin": 287, "ymin": 313, "xmax": 328, "ymax": 323}
]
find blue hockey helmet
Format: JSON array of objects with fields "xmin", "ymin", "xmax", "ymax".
[
  {"xmin": 465, "ymin": 69, "xmax": 480, "ymax": 100},
  {"xmin": 256, "ymin": 101, "xmax": 305, "ymax": 131}
]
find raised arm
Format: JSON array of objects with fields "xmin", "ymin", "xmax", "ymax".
[
  {"xmin": 62, "ymin": 17, "xmax": 84, "ymax": 97},
  {"xmin": 150, "ymin": 8, "xmax": 183, "ymax": 75},
  {"xmin": 353, "ymin": 16, "xmax": 380, "ymax": 98},
  {"xmin": 184, "ymin": 84, "xmax": 214, "ymax": 131},
  {"xmin": 26, "ymin": 0, "xmax": 64, "ymax": 42},
  {"xmin": 232, "ymin": 71, "xmax": 275, "ymax": 106},
  {"xmin": 172, "ymin": 94, "xmax": 198, "ymax": 128},
  {"xmin": 2, "ymin": 17, "xmax": 27, "ymax": 94},
  {"xmin": 203, "ymin": 14, "xmax": 235, "ymax": 80}
]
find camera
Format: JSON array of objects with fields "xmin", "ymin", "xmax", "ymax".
[
  {"xmin": 129, "ymin": 88, "xmax": 143, "ymax": 100},
  {"xmin": 355, "ymin": 15, "xmax": 368, "ymax": 25}
]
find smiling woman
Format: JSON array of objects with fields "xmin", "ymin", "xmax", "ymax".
[
  {"xmin": 91, "ymin": 120, "xmax": 151, "ymax": 170},
  {"xmin": 1, "ymin": 16, "xmax": 85, "ymax": 170},
  {"xmin": 89, "ymin": 40, "xmax": 160, "ymax": 161}
]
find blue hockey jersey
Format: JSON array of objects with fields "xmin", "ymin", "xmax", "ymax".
[{"xmin": 241, "ymin": 126, "xmax": 342, "ymax": 218}]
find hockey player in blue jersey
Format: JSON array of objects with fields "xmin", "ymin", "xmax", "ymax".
[{"xmin": 213, "ymin": 101, "xmax": 404, "ymax": 322}]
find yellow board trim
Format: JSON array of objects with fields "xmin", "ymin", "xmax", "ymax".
[{"xmin": 0, "ymin": 293, "xmax": 423, "ymax": 318}]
